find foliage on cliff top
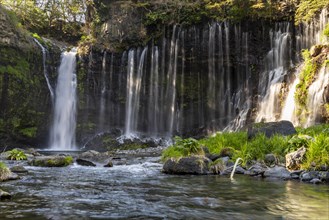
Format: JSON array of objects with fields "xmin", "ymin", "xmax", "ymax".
[
  {"xmin": 295, "ymin": 0, "xmax": 329, "ymax": 24},
  {"xmin": 141, "ymin": 0, "xmax": 297, "ymax": 26},
  {"xmin": 162, "ymin": 124, "xmax": 329, "ymax": 170},
  {"xmin": 0, "ymin": 0, "xmax": 89, "ymax": 43}
]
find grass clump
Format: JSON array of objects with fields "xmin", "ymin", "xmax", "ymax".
[
  {"xmin": 161, "ymin": 136, "xmax": 203, "ymax": 162},
  {"xmin": 7, "ymin": 149, "xmax": 27, "ymax": 160},
  {"xmin": 301, "ymin": 133, "xmax": 329, "ymax": 170},
  {"xmin": 162, "ymin": 124, "xmax": 329, "ymax": 170}
]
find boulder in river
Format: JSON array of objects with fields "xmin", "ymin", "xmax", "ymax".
[
  {"xmin": 248, "ymin": 121, "xmax": 296, "ymax": 139},
  {"xmin": 163, "ymin": 156, "xmax": 211, "ymax": 175},
  {"xmin": 263, "ymin": 166, "xmax": 291, "ymax": 179},
  {"xmin": 0, "ymin": 189, "xmax": 12, "ymax": 200},
  {"xmin": 0, "ymin": 164, "xmax": 20, "ymax": 182},
  {"xmin": 10, "ymin": 165, "xmax": 28, "ymax": 173},
  {"xmin": 285, "ymin": 147, "xmax": 307, "ymax": 171},
  {"xmin": 29, "ymin": 156, "xmax": 73, "ymax": 167},
  {"xmin": 76, "ymin": 158, "xmax": 96, "ymax": 167}
]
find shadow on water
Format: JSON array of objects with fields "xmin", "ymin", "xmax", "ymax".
[{"xmin": 0, "ymin": 160, "xmax": 328, "ymax": 219}]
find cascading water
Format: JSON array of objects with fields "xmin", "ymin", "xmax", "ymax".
[
  {"xmin": 124, "ymin": 47, "xmax": 148, "ymax": 137},
  {"xmin": 280, "ymin": 8, "xmax": 329, "ymax": 126},
  {"xmin": 99, "ymin": 51, "xmax": 107, "ymax": 131},
  {"xmin": 33, "ymin": 38, "xmax": 54, "ymax": 100},
  {"xmin": 93, "ymin": 22, "xmax": 252, "ymax": 140},
  {"xmin": 280, "ymin": 66, "xmax": 302, "ymax": 124},
  {"xmin": 256, "ymin": 23, "xmax": 292, "ymax": 122},
  {"xmin": 50, "ymin": 48, "xmax": 77, "ymax": 150},
  {"xmin": 305, "ymin": 65, "xmax": 329, "ymax": 127}
]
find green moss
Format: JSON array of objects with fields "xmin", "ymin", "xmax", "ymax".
[{"xmin": 64, "ymin": 156, "xmax": 74, "ymax": 166}]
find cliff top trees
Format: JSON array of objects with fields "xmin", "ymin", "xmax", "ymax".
[{"xmin": 0, "ymin": 0, "xmax": 90, "ymax": 42}]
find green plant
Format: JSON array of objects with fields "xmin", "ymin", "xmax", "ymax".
[
  {"xmin": 7, "ymin": 149, "xmax": 27, "ymax": 160},
  {"xmin": 301, "ymin": 133, "xmax": 329, "ymax": 170},
  {"xmin": 287, "ymin": 134, "xmax": 312, "ymax": 153},
  {"xmin": 161, "ymin": 136, "xmax": 203, "ymax": 161}
]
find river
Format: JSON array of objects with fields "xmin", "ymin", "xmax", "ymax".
[{"xmin": 1, "ymin": 157, "xmax": 328, "ymax": 219}]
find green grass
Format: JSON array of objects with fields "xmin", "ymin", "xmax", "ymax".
[{"xmin": 162, "ymin": 124, "xmax": 329, "ymax": 170}]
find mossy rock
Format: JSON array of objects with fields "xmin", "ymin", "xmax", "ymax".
[{"xmin": 29, "ymin": 156, "xmax": 74, "ymax": 167}]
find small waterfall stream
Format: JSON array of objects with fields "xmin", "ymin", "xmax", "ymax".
[
  {"xmin": 33, "ymin": 38, "xmax": 54, "ymax": 100},
  {"xmin": 306, "ymin": 65, "xmax": 329, "ymax": 127},
  {"xmin": 50, "ymin": 48, "xmax": 77, "ymax": 150}
]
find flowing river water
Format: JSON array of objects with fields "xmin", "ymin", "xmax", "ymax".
[{"xmin": 1, "ymin": 157, "xmax": 328, "ymax": 219}]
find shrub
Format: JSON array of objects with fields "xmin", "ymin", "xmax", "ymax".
[
  {"xmin": 7, "ymin": 149, "xmax": 27, "ymax": 160},
  {"xmin": 301, "ymin": 133, "xmax": 329, "ymax": 170}
]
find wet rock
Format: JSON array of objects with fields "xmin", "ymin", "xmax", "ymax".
[
  {"xmin": 285, "ymin": 147, "xmax": 307, "ymax": 170},
  {"xmin": 264, "ymin": 166, "xmax": 291, "ymax": 179},
  {"xmin": 76, "ymin": 159, "xmax": 96, "ymax": 167},
  {"xmin": 248, "ymin": 121, "xmax": 296, "ymax": 139},
  {"xmin": 300, "ymin": 171, "xmax": 318, "ymax": 182},
  {"xmin": 163, "ymin": 156, "xmax": 211, "ymax": 175},
  {"xmin": 264, "ymin": 154, "xmax": 276, "ymax": 166},
  {"xmin": 221, "ymin": 165, "xmax": 246, "ymax": 175},
  {"xmin": 79, "ymin": 150, "xmax": 112, "ymax": 163},
  {"xmin": 206, "ymin": 153, "xmax": 221, "ymax": 162},
  {"xmin": 244, "ymin": 163, "xmax": 267, "ymax": 176},
  {"xmin": 0, "ymin": 165, "xmax": 20, "ymax": 182},
  {"xmin": 29, "ymin": 156, "xmax": 73, "ymax": 167},
  {"xmin": 0, "ymin": 189, "xmax": 11, "ymax": 200},
  {"xmin": 318, "ymin": 172, "xmax": 329, "ymax": 182},
  {"xmin": 10, "ymin": 165, "xmax": 28, "ymax": 173},
  {"xmin": 209, "ymin": 157, "xmax": 228, "ymax": 174},
  {"xmin": 290, "ymin": 170, "xmax": 303, "ymax": 179},
  {"xmin": 310, "ymin": 45, "xmax": 322, "ymax": 57},
  {"xmin": 104, "ymin": 161, "xmax": 113, "ymax": 168},
  {"xmin": 310, "ymin": 178, "xmax": 322, "ymax": 184}
]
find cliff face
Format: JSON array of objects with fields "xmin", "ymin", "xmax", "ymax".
[
  {"xmin": 74, "ymin": 1, "xmax": 328, "ymax": 147},
  {"xmin": 0, "ymin": 7, "xmax": 60, "ymax": 148}
]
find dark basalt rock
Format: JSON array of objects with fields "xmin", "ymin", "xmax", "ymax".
[
  {"xmin": 163, "ymin": 156, "xmax": 211, "ymax": 175},
  {"xmin": 10, "ymin": 165, "xmax": 28, "ymax": 173},
  {"xmin": 263, "ymin": 166, "xmax": 291, "ymax": 179},
  {"xmin": 76, "ymin": 158, "xmax": 96, "ymax": 167},
  {"xmin": 247, "ymin": 120, "xmax": 297, "ymax": 139},
  {"xmin": 0, "ymin": 189, "xmax": 12, "ymax": 200},
  {"xmin": 104, "ymin": 161, "xmax": 113, "ymax": 168}
]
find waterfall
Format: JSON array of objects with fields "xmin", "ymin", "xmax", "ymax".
[
  {"xmin": 280, "ymin": 8, "xmax": 329, "ymax": 126},
  {"xmin": 99, "ymin": 51, "xmax": 107, "ymax": 130},
  {"xmin": 50, "ymin": 48, "xmax": 77, "ymax": 150},
  {"xmin": 280, "ymin": 65, "xmax": 302, "ymax": 124},
  {"xmin": 256, "ymin": 23, "xmax": 292, "ymax": 122},
  {"xmin": 33, "ymin": 38, "xmax": 54, "ymax": 100},
  {"xmin": 147, "ymin": 45, "xmax": 160, "ymax": 136},
  {"xmin": 124, "ymin": 47, "xmax": 148, "ymax": 137},
  {"xmin": 305, "ymin": 65, "xmax": 329, "ymax": 127}
]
